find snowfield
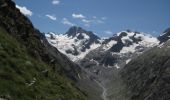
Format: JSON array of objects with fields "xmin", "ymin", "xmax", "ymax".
[{"xmin": 46, "ymin": 30, "xmax": 159, "ymax": 62}]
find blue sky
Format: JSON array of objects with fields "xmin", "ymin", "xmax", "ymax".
[{"xmin": 14, "ymin": 0, "xmax": 170, "ymax": 37}]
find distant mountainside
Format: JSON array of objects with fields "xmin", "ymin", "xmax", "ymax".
[
  {"xmin": 46, "ymin": 28, "xmax": 159, "ymax": 62},
  {"xmin": 46, "ymin": 27, "xmax": 163, "ymax": 100},
  {"xmin": 82, "ymin": 30, "xmax": 159, "ymax": 68},
  {"xmin": 121, "ymin": 32, "xmax": 170, "ymax": 100},
  {"xmin": 0, "ymin": 0, "xmax": 87, "ymax": 99},
  {"xmin": 46, "ymin": 28, "xmax": 159, "ymax": 66}
]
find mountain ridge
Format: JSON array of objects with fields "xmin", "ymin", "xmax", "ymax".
[{"xmin": 46, "ymin": 27, "xmax": 160, "ymax": 62}]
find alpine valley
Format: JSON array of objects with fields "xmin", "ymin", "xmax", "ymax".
[
  {"xmin": 0, "ymin": 0, "xmax": 170, "ymax": 100},
  {"xmin": 46, "ymin": 26, "xmax": 170, "ymax": 100}
]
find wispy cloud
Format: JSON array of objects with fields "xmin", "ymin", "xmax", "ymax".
[
  {"xmin": 71, "ymin": 13, "xmax": 106, "ymax": 27},
  {"xmin": 52, "ymin": 0, "xmax": 60, "ymax": 5},
  {"xmin": 104, "ymin": 30, "xmax": 113, "ymax": 35},
  {"xmin": 101, "ymin": 17, "xmax": 107, "ymax": 20},
  {"xmin": 72, "ymin": 13, "xmax": 85, "ymax": 19},
  {"xmin": 93, "ymin": 16, "xmax": 97, "ymax": 19},
  {"xmin": 46, "ymin": 14, "xmax": 57, "ymax": 21},
  {"xmin": 62, "ymin": 18, "xmax": 74, "ymax": 26},
  {"xmin": 16, "ymin": 5, "xmax": 33, "ymax": 16},
  {"xmin": 84, "ymin": 23, "xmax": 90, "ymax": 27},
  {"xmin": 81, "ymin": 19, "xmax": 91, "ymax": 27},
  {"xmin": 82, "ymin": 19, "xmax": 91, "ymax": 23},
  {"xmin": 82, "ymin": 17, "xmax": 105, "ymax": 27},
  {"xmin": 96, "ymin": 20, "xmax": 104, "ymax": 24}
]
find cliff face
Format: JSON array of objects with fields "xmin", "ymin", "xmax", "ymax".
[
  {"xmin": 121, "ymin": 40, "xmax": 170, "ymax": 100},
  {"xmin": 0, "ymin": 0, "xmax": 86, "ymax": 99}
]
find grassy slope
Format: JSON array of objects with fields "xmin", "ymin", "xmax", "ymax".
[{"xmin": 0, "ymin": 27, "xmax": 86, "ymax": 100}]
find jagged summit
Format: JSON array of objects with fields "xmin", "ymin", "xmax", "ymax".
[
  {"xmin": 46, "ymin": 26, "xmax": 101, "ymax": 61},
  {"xmin": 65, "ymin": 26, "xmax": 100, "ymax": 42},
  {"xmin": 65, "ymin": 26, "xmax": 86, "ymax": 37},
  {"xmin": 158, "ymin": 28, "xmax": 170, "ymax": 44}
]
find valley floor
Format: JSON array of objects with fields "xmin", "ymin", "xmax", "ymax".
[{"xmin": 77, "ymin": 66, "xmax": 129, "ymax": 100}]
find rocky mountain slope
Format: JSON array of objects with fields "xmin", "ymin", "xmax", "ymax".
[
  {"xmin": 81, "ymin": 30, "xmax": 159, "ymax": 68},
  {"xmin": 0, "ymin": 0, "xmax": 87, "ymax": 100},
  {"xmin": 121, "ymin": 29, "xmax": 170, "ymax": 100},
  {"xmin": 77, "ymin": 30, "xmax": 159, "ymax": 100}
]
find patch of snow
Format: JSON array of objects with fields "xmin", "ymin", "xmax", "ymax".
[
  {"xmin": 121, "ymin": 36, "xmax": 133, "ymax": 44},
  {"xmin": 117, "ymin": 31, "xmax": 135, "ymax": 44},
  {"xmin": 103, "ymin": 40, "xmax": 117, "ymax": 51},
  {"xmin": 107, "ymin": 65, "xmax": 113, "ymax": 68},
  {"xmin": 159, "ymin": 32, "xmax": 167, "ymax": 36},
  {"xmin": 114, "ymin": 64, "xmax": 120, "ymax": 69},
  {"xmin": 76, "ymin": 33, "xmax": 80, "ymax": 37},
  {"xmin": 136, "ymin": 33, "xmax": 159, "ymax": 47},
  {"xmin": 120, "ymin": 43, "xmax": 139, "ymax": 54},
  {"xmin": 82, "ymin": 33, "xmax": 90, "ymax": 40},
  {"xmin": 126, "ymin": 59, "xmax": 131, "ymax": 64},
  {"xmin": 90, "ymin": 59, "xmax": 100, "ymax": 66},
  {"xmin": 158, "ymin": 43, "xmax": 164, "ymax": 48}
]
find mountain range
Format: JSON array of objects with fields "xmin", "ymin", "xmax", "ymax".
[
  {"xmin": 46, "ymin": 26, "xmax": 170, "ymax": 100},
  {"xmin": 0, "ymin": 0, "xmax": 170, "ymax": 100}
]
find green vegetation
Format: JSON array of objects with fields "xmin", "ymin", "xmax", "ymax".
[{"xmin": 0, "ymin": 27, "xmax": 87, "ymax": 100}]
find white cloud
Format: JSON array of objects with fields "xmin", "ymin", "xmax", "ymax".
[
  {"xmin": 52, "ymin": 0, "xmax": 60, "ymax": 5},
  {"xmin": 62, "ymin": 18, "xmax": 74, "ymax": 26},
  {"xmin": 72, "ymin": 13, "xmax": 85, "ymax": 19},
  {"xmin": 81, "ymin": 19, "xmax": 91, "ymax": 27},
  {"xmin": 46, "ymin": 14, "xmax": 57, "ymax": 21},
  {"xmin": 81, "ymin": 17, "xmax": 105, "ymax": 27},
  {"xmin": 104, "ymin": 31, "xmax": 113, "ymax": 35},
  {"xmin": 82, "ymin": 19, "xmax": 91, "ymax": 23},
  {"xmin": 16, "ymin": 5, "xmax": 33, "ymax": 16}
]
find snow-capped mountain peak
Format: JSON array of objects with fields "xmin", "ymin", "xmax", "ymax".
[
  {"xmin": 46, "ymin": 27, "xmax": 159, "ymax": 62},
  {"xmin": 46, "ymin": 26, "xmax": 101, "ymax": 61},
  {"xmin": 102, "ymin": 30, "xmax": 159, "ymax": 54}
]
